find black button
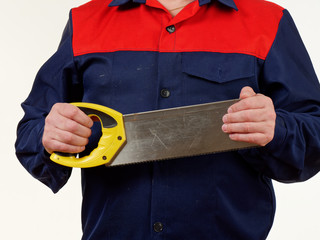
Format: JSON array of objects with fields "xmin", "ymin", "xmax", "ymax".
[
  {"xmin": 153, "ymin": 222, "xmax": 164, "ymax": 232},
  {"xmin": 166, "ymin": 25, "xmax": 176, "ymax": 33},
  {"xmin": 160, "ymin": 89, "xmax": 170, "ymax": 98}
]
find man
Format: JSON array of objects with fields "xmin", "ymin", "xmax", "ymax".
[{"xmin": 15, "ymin": 0, "xmax": 320, "ymax": 239}]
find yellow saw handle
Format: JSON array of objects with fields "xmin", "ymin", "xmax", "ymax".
[{"xmin": 50, "ymin": 102, "xmax": 126, "ymax": 168}]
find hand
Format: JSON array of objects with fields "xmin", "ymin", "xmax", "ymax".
[
  {"xmin": 42, "ymin": 103, "xmax": 94, "ymax": 154},
  {"xmin": 221, "ymin": 87, "xmax": 276, "ymax": 146}
]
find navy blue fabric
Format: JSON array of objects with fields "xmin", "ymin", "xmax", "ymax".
[
  {"xmin": 15, "ymin": 3, "xmax": 320, "ymax": 240},
  {"xmin": 240, "ymin": 10, "xmax": 320, "ymax": 182}
]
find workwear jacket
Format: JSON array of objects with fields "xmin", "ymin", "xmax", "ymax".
[{"xmin": 16, "ymin": 0, "xmax": 320, "ymax": 239}]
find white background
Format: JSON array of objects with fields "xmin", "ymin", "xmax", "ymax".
[{"xmin": 1, "ymin": 0, "xmax": 319, "ymax": 239}]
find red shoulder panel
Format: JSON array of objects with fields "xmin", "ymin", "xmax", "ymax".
[{"xmin": 72, "ymin": 0, "xmax": 284, "ymax": 60}]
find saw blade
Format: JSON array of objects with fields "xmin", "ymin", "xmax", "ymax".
[{"xmin": 108, "ymin": 99, "xmax": 257, "ymax": 167}]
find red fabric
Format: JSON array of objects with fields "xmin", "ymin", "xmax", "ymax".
[{"xmin": 72, "ymin": 0, "xmax": 284, "ymax": 60}]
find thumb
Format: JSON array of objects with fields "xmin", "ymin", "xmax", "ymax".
[{"xmin": 239, "ymin": 86, "xmax": 256, "ymax": 99}]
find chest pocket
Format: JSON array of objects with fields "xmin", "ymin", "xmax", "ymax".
[{"xmin": 181, "ymin": 52, "xmax": 257, "ymax": 104}]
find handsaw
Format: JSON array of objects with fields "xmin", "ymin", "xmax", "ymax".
[{"xmin": 50, "ymin": 100, "xmax": 257, "ymax": 168}]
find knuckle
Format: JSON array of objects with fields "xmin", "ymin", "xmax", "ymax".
[
  {"xmin": 63, "ymin": 105, "xmax": 79, "ymax": 119},
  {"xmin": 45, "ymin": 112, "xmax": 54, "ymax": 123},
  {"xmin": 265, "ymin": 120, "xmax": 275, "ymax": 133},
  {"xmin": 270, "ymin": 111, "xmax": 277, "ymax": 121},
  {"xmin": 51, "ymin": 103, "xmax": 59, "ymax": 111},
  {"xmin": 244, "ymin": 122, "xmax": 251, "ymax": 132},
  {"xmin": 265, "ymin": 97, "xmax": 275, "ymax": 109},
  {"xmin": 42, "ymin": 136, "xmax": 50, "ymax": 147},
  {"xmin": 61, "ymin": 132, "xmax": 74, "ymax": 144},
  {"xmin": 267, "ymin": 132, "xmax": 274, "ymax": 142},
  {"xmin": 264, "ymin": 105, "xmax": 276, "ymax": 116},
  {"xmin": 58, "ymin": 144, "xmax": 73, "ymax": 153},
  {"xmin": 52, "ymin": 141, "xmax": 63, "ymax": 151},
  {"xmin": 245, "ymin": 134, "xmax": 254, "ymax": 142},
  {"xmin": 44, "ymin": 116, "xmax": 50, "ymax": 125},
  {"xmin": 65, "ymin": 120, "xmax": 79, "ymax": 133},
  {"xmin": 254, "ymin": 135, "xmax": 265, "ymax": 146},
  {"xmin": 51, "ymin": 102, "xmax": 64, "ymax": 112},
  {"xmin": 42, "ymin": 138, "xmax": 60, "ymax": 153},
  {"xmin": 241, "ymin": 100, "xmax": 251, "ymax": 109},
  {"xmin": 52, "ymin": 103, "xmax": 78, "ymax": 119},
  {"xmin": 266, "ymin": 96, "xmax": 273, "ymax": 104},
  {"xmin": 68, "ymin": 107, "xmax": 79, "ymax": 118},
  {"xmin": 243, "ymin": 111, "xmax": 251, "ymax": 122}
]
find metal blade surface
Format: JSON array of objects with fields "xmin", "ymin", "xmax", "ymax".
[{"xmin": 108, "ymin": 99, "xmax": 257, "ymax": 166}]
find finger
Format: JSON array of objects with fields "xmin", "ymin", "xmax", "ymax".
[
  {"xmin": 61, "ymin": 117, "xmax": 92, "ymax": 138},
  {"xmin": 222, "ymin": 121, "xmax": 273, "ymax": 134},
  {"xmin": 45, "ymin": 112, "xmax": 92, "ymax": 138},
  {"xmin": 43, "ymin": 139, "xmax": 86, "ymax": 154},
  {"xmin": 228, "ymin": 132, "xmax": 271, "ymax": 147},
  {"xmin": 53, "ymin": 103, "xmax": 93, "ymax": 128},
  {"xmin": 223, "ymin": 108, "xmax": 269, "ymax": 124},
  {"xmin": 239, "ymin": 86, "xmax": 256, "ymax": 99},
  {"xmin": 42, "ymin": 127, "xmax": 90, "ymax": 154},
  {"xmin": 228, "ymin": 94, "xmax": 273, "ymax": 114},
  {"xmin": 51, "ymin": 127, "xmax": 90, "ymax": 147}
]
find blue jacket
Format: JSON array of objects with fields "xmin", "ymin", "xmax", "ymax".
[{"xmin": 15, "ymin": 0, "xmax": 320, "ymax": 239}]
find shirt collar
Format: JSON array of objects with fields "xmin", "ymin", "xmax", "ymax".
[{"xmin": 109, "ymin": 0, "xmax": 238, "ymax": 11}]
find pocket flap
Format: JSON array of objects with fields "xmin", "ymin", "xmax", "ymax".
[{"xmin": 182, "ymin": 52, "xmax": 255, "ymax": 83}]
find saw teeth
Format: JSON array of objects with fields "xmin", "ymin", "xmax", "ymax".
[{"xmin": 105, "ymin": 145, "xmax": 258, "ymax": 167}]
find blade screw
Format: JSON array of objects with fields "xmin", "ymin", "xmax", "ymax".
[
  {"xmin": 102, "ymin": 156, "xmax": 107, "ymax": 160},
  {"xmin": 118, "ymin": 136, "xmax": 122, "ymax": 140}
]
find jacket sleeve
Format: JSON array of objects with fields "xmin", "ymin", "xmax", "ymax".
[
  {"xmin": 240, "ymin": 10, "xmax": 320, "ymax": 183},
  {"xmin": 15, "ymin": 15, "xmax": 83, "ymax": 193}
]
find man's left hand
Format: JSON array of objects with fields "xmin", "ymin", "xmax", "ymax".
[{"xmin": 222, "ymin": 86, "xmax": 276, "ymax": 146}]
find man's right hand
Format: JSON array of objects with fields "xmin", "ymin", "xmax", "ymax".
[{"xmin": 42, "ymin": 103, "xmax": 94, "ymax": 154}]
